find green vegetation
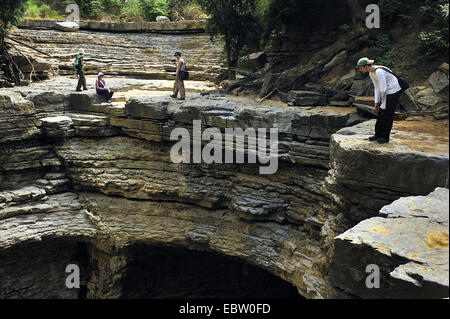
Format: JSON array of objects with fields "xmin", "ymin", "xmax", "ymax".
[
  {"xmin": 23, "ymin": 0, "xmax": 64, "ymax": 20},
  {"xmin": 418, "ymin": 0, "xmax": 449, "ymax": 61},
  {"xmin": 22, "ymin": 0, "xmax": 202, "ymax": 22},
  {"xmin": 379, "ymin": 0, "xmax": 409, "ymax": 24},
  {"xmin": 0, "ymin": 0, "xmax": 29, "ymax": 84},
  {"xmin": 196, "ymin": 0, "xmax": 263, "ymax": 79},
  {"xmin": 1, "ymin": 0, "xmax": 28, "ymax": 42},
  {"xmin": 418, "ymin": 30, "xmax": 449, "ymax": 61},
  {"xmin": 367, "ymin": 34, "xmax": 397, "ymax": 68},
  {"xmin": 169, "ymin": 0, "xmax": 206, "ymax": 20},
  {"xmin": 262, "ymin": 0, "xmax": 351, "ymax": 41}
]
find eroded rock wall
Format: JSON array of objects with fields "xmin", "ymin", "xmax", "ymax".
[{"xmin": 0, "ymin": 76, "xmax": 448, "ymax": 299}]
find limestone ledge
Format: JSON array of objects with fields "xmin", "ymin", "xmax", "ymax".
[
  {"xmin": 0, "ymin": 190, "xmax": 98, "ymax": 250},
  {"xmin": 10, "ymin": 28, "xmax": 223, "ymax": 81},
  {"xmin": 329, "ymin": 188, "xmax": 449, "ymax": 299},
  {"xmin": 100, "ymin": 94, "xmax": 364, "ymax": 168},
  {"xmin": 326, "ymin": 119, "xmax": 449, "ymax": 223},
  {"xmin": 19, "ymin": 19, "xmax": 207, "ymax": 33},
  {"xmin": 56, "ymin": 136, "xmax": 335, "ymax": 226}
]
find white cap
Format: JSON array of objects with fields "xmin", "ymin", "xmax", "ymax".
[
  {"xmin": 78, "ymin": 48, "xmax": 85, "ymax": 54},
  {"xmin": 98, "ymin": 72, "xmax": 104, "ymax": 77}
]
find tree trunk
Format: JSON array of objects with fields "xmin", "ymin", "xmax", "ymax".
[{"xmin": 225, "ymin": 40, "xmax": 235, "ymax": 80}]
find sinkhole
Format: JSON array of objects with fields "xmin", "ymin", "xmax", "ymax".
[{"xmin": 0, "ymin": 239, "xmax": 303, "ymax": 299}]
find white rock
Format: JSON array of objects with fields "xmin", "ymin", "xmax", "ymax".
[
  {"xmin": 55, "ymin": 21, "xmax": 79, "ymax": 32},
  {"xmin": 155, "ymin": 16, "xmax": 170, "ymax": 22}
]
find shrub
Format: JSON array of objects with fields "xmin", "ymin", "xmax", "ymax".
[
  {"xmin": 24, "ymin": 0, "xmax": 62, "ymax": 19},
  {"xmin": 339, "ymin": 24, "xmax": 350, "ymax": 33},
  {"xmin": 398, "ymin": 14, "xmax": 412, "ymax": 26},
  {"xmin": 367, "ymin": 34, "xmax": 397, "ymax": 68},
  {"xmin": 420, "ymin": 0, "xmax": 448, "ymax": 25},
  {"xmin": 379, "ymin": 0, "xmax": 409, "ymax": 23},
  {"xmin": 197, "ymin": 0, "xmax": 263, "ymax": 79},
  {"xmin": 418, "ymin": 30, "xmax": 449, "ymax": 61},
  {"xmin": 139, "ymin": 0, "xmax": 169, "ymax": 21},
  {"xmin": 120, "ymin": 0, "xmax": 144, "ymax": 21},
  {"xmin": 181, "ymin": 3, "xmax": 207, "ymax": 20}
]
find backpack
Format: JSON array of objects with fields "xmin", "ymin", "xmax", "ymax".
[
  {"xmin": 179, "ymin": 69, "xmax": 189, "ymax": 81},
  {"xmin": 178, "ymin": 60, "xmax": 189, "ymax": 80},
  {"xmin": 375, "ymin": 66, "xmax": 410, "ymax": 92},
  {"xmin": 73, "ymin": 54, "xmax": 83, "ymax": 71}
]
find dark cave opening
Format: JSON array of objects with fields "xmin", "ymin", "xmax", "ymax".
[
  {"xmin": 0, "ymin": 240, "xmax": 303, "ymax": 299},
  {"xmin": 0, "ymin": 238, "xmax": 90, "ymax": 299},
  {"xmin": 121, "ymin": 244, "xmax": 304, "ymax": 299}
]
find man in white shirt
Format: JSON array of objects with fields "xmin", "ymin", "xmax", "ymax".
[{"xmin": 357, "ymin": 57, "xmax": 402, "ymax": 143}]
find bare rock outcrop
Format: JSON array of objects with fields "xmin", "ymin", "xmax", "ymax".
[
  {"xmin": 326, "ymin": 119, "xmax": 449, "ymax": 223},
  {"xmin": 329, "ymin": 187, "xmax": 449, "ymax": 298},
  {"xmin": 0, "ymin": 77, "xmax": 448, "ymax": 299}
]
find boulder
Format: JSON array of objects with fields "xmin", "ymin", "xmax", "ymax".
[
  {"xmin": 428, "ymin": 63, "xmax": 449, "ymax": 94},
  {"xmin": 334, "ymin": 69, "xmax": 356, "ymax": 90},
  {"xmin": 398, "ymin": 91, "xmax": 419, "ymax": 112},
  {"xmin": 238, "ymin": 52, "xmax": 267, "ymax": 71},
  {"xmin": 350, "ymin": 77, "xmax": 373, "ymax": 96},
  {"xmin": 322, "ymin": 50, "xmax": 347, "ymax": 73},
  {"xmin": 155, "ymin": 16, "xmax": 170, "ymax": 22},
  {"xmin": 55, "ymin": 21, "xmax": 79, "ymax": 32},
  {"xmin": 286, "ymin": 90, "xmax": 327, "ymax": 106},
  {"xmin": 417, "ymin": 95, "xmax": 441, "ymax": 109},
  {"xmin": 41, "ymin": 116, "xmax": 75, "ymax": 139},
  {"xmin": 329, "ymin": 188, "xmax": 449, "ymax": 299},
  {"xmin": 327, "ymin": 119, "xmax": 449, "ymax": 222}
]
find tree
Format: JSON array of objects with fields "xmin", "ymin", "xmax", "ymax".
[
  {"xmin": 196, "ymin": 0, "xmax": 263, "ymax": 79},
  {"xmin": 262, "ymin": 0, "xmax": 352, "ymax": 41},
  {"xmin": 0, "ymin": 0, "xmax": 28, "ymax": 85},
  {"xmin": 0, "ymin": 0, "xmax": 27, "ymax": 44}
]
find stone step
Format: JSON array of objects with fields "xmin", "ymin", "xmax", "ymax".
[
  {"xmin": 69, "ymin": 113, "xmax": 110, "ymax": 127},
  {"xmin": 286, "ymin": 90, "xmax": 328, "ymax": 106},
  {"xmin": 40, "ymin": 116, "xmax": 76, "ymax": 138},
  {"xmin": 0, "ymin": 186, "xmax": 47, "ymax": 204},
  {"xmin": 107, "ymin": 103, "xmax": 126, "ymax": 117}
]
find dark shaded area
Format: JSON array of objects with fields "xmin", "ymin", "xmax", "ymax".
[
  {"xmin": 0, "ymin": 238, "xmax": 90, "ymax": 299},
  {"xmin": 121, "ymin": 244, "xmax": 304, "ymax": 299}
]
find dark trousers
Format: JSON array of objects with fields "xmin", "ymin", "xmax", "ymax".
[
  {"xmin": 76, "ymin": 69, "xmax": 87, "ymax": 90},
  {"xmin": 97, "ymin": 88, "xmax": 114, "ymax": 101},
  {"xmin": 375, "ymin": 91, "xmax": 401, "ymax": 141}
]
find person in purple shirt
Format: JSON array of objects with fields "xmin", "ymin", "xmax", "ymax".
[{"xmin": 96, "ymin": 72, "xmax": 114, "ymax": 102}]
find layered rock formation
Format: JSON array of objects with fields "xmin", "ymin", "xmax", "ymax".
[
  {"xmin": 9, "ymin": 27, "xmax": 224, "ymax": 82},
  {"xmin": 19, "ymin": 19, "xmax": 207, "ymax": 33},
  {"xmin": 0, "ymin": 73, "xmax": 448, "ymax": 299},
  {"xmin": 330, "ymin": 187, "xmax": 448, "ymax": 298}
]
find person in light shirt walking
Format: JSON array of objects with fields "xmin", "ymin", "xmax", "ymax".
[{"xmin": 357, "ymin": 57, "xmax": 402, "ymax": 144}]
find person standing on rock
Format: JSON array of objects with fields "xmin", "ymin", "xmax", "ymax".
[
  {"xmin": 170, "ymin": 51, "xmax": 186, "ymax": 100},
  {"xmin": 357, "ymin": 57, "xmax": 402, "ymax": 144},
  {"xmin": 96, "ymin": 72, "xmax": 114, "ymax": 102},
  {"xmin": 75, "ymin": 48, "xmax": 87, "ymax": 92}
]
